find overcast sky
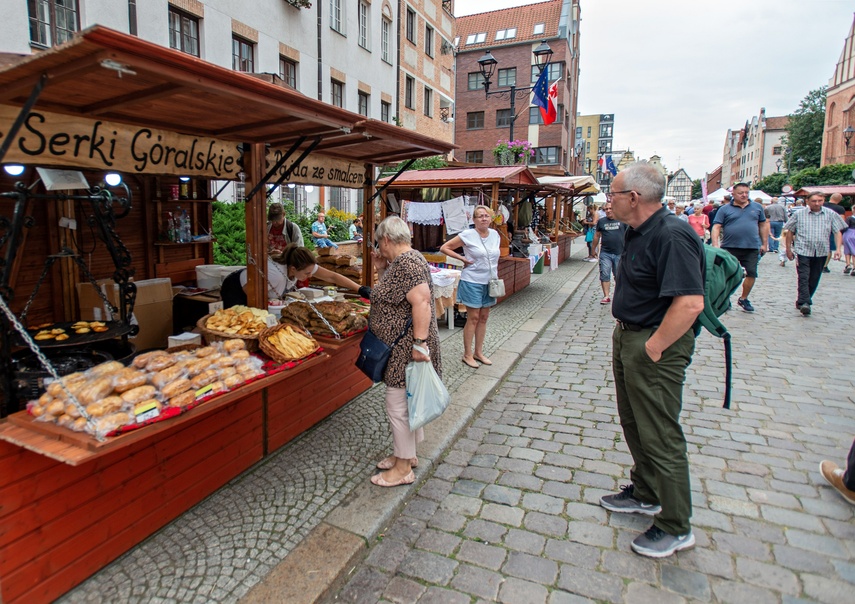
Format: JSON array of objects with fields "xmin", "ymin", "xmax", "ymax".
[{"xmin": 455, "ymin": 0, "xmax": 854, "ymax": 180}]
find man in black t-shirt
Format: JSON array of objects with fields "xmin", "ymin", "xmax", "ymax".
[
  {"xmin": 598, "ymin": 162, "xmax": 705, "ymax": 559},
  {"xmin": 591, "ymin": 203, "xmax": 627, "ymax": 304}
]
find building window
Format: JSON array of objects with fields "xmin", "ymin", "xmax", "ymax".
[
  {"xmin": 331, "ymin": 79, "xmax": 344, "ymax": 107},
  {"xmin": 495, "ymin": 28, "xmax": 516, "ymax": 41},
  {"xmin": 587, "ymin": 126, "xmax": 592, "ymax": 137},
  {"xmin": 358, "ymin": 1, "xmax": 369, "ymax": 49},
  {"xmin": 531, "ymin": 62, "xmax": 563, "ymax": 82},
  {"xmin": 576, "ymin": 126, "xmax": 582, "ymax": 140},
  {"xmin": 358, "ymin": 91, "xmax": 369, "ymax": 116},
  {"xmin": 381, "ymin": 101, "xmax": 391, "ymax": 122},
  {"xmin": 468, "ymin": 72, "xmax": 485, "ymax": 91},
  {"xmin": 772, "ymin": 145, "xmax": 782, "ymax": 155},
  {"xmin": 232, "ymin": 36, "xmax": 254, "ymax": 72},
  {"xmin": 279, "ymin": 57, "xmax": 297, "ymax": 89},
  {"xmin": 465, "ymin": 151, "xmax": 484, "ymax": 163},
  {"xmin": 425, "ymin": 25, "xmax": 434, "ymax": 57},
  {"xmin": 168, "ymin": 7, "xmax": 199, "ymax": 57},
  {"xmin": 329, "ymin": 187, "xmax": 350, "ymax": 211},
  {"xmin": 381, "ymin": 18, "xmax": 392, "ymax": 63},
  {"xmin": 467, "ymin": 112, "xmax": 484, "ymax": 130},
  {"xmin": 586, "ymin": 142, "xmax": 590, "ymax": 153},
  {"xmin": 465, "ymin": 32, "xmax": 487, "ymax": 44},
  {"xmin": 496, "ymin": 109, "xmax": 512, "ymax": 127},
  {"xmin": 28, "ymin": 0, "xmax": 79, "ymax": 47},
  {"xmin": 283, "ymin": 185, "xmax": 308, "ymax": 215},
  {"xmin": 529, "ymin": 107, "xmax": 544, "ymax": 125},
  {"xmin": 423, "ymin": 87, "xmax": 433, "ymax": 117},
  {"xmin": 405, "ymin": 76, "xmax": 415, "ymax": 109},
  {"xmin": 535, "ymin": 147, "xmax": 559, "ymax": 164},
  {"xmin": 406, "ymin": 8, "xmax": 416, "ymax": 43},
  {"xmin": 330, "ymin": 0, "xmax": 343, "ymax": 33},
  {"xmin": 600, "ymin": 124, "xmax": 613, "ymax": 138},
  {"xmin": 497, "ymin": 68, "xmax": 516, "ymax": 87},
  {"xmin": 533, "ymin": 23, "xmax": 545, "ymax": 35}
]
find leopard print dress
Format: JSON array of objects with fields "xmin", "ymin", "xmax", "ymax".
[{"xmin": 368, "ymin": 250, "xmax": 442, "ymax": 388}]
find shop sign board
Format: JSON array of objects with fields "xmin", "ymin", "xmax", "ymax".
[{"xmin": 0, "ymin": 105, "xmax": 367, "ymax": 187}]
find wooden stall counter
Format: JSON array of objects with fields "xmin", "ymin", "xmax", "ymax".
[
  {"xmin": 497, "ymin": 256, "xmax": 531, "ymax": 302},
  {"xmin": 0, "ymin": 338, "xmax": 372, "ymax": 604}
]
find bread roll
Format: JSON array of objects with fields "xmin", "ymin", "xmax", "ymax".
[
  {"xmin": 167, "ymin": 390, "xmax": 196, "ymax": 408},
  {"xmin": 86, "ymin": 395, "xmax": 124, "ymax": 417},
  {"xmin": 223, "ymin": 339, "xmax": 246, "ymax": 352},
  {"xmin": 46, "ymin": 400, "xmax": 66, "ymax": 417},
  {"xmin": 64, "ymin": 403, "xmax": 82, "ymax": 418},
  {"xmin": 146, "ymin": 354, "xmax": 176, "ymax": 372},
  {"xmin": 160, "ymin": 378, "xmax": 191, "ymax": 399},
  {"xmin": 30, "ymin": 404, "xmax": 45, "ymax": 418},
  {"xmin": 94, "ymin": 412, "xmax": 132, "ymax": 434},
  {"xmin": 214, "ymin": 355, "xmax": 236, "ymax": 368},
  {"xmin": 195, "ymin": 346, "xmax": 216, "ymax": 357},
  {"xmin": 190, "ymin": 369, "xmax": 218, "ymax": 390},
  {"xmin": 78, "ymin": 377, "xmax": 115, "ymax": 405},
  {"xmin": 57, "ymin": 414, "xmax": 73, "ymax": 427},
  {"xmin": 90, "ymin": 361, "xmax": 125, "ymax": 377},
  {"xmin": 223, "ymin": 374, "xmax": 244, "ymax": 389},
  {"xmin": 120, "ymin": 385, "xmax": 157, "ymax": 405},
  {"xmin": 113, "ymin": 368, "xmax": 148, "ymax": 393},
  {"xmin": 218, "ymin": 366, "xmax": 237, "ymax": 378},
  {"xmin": 185, "ymin": 359, "xmax": 210, "ymax": 377},
  {"xmin": 133, "ymin": 351, "xmax": 166, "ymax": 369},
  {"xmin": 151, "ymin": 365, "xmax": 187, "ymax": 389},
  {"xmin": 71, "ymin": 417, "xmax": 88, "ymax": 431},
  {"xmin": 208, "ymin": 381, "xmax": 226, "ymax": 394},
  {"xmin": 230, "ymin": 350, "xmax": 250, "ymax": 360}
]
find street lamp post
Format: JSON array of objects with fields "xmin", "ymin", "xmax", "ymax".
[
  {"xmin": 844, "ymin": 126, "xmax": 855, "ymax": 151},
  {"xmin": 775, "ymin": 158, "xmax": 783, "ymax": 173},
  {"xmin": 478, "ymin": 41, "xmax": 553, "ymax": 143}
]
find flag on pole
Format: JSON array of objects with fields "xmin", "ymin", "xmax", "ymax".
[
  {"xmin": 597, "ymin": 155, "xmax": 606, "ymax": 172},
  {"xmin": 605, "ymin": 155, "xmax": 618, "ymax": 176},
  {"xmin": 539, "ymin": 79, "xmax": 559, "ymax": 125},
  {"xmin": 531, "ymin": 67, "xmax": 551, "ymax": 123}
]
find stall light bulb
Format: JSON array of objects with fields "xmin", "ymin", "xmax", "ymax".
[
  {"xmin": 104, "ymin": 173, "xmax": 122, "ymax": 186},
  {"xmin": 287, "ymin": 183, "xmax": 296, "ymax": 189},
  {"xmin": 3, "ymin": 164, "xmax": 25, "ymax": 176},
  {"xmin": 179, "ymin": 176, "xmax": 190, "ymax": 182},
  {"xmin": 305, "ymin": 185, "xmax": 314, "ymax": 193}
]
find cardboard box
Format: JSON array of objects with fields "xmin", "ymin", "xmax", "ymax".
[{"xmin": 77, "ymin": 277, "xmax": 174, "ymax": 351}]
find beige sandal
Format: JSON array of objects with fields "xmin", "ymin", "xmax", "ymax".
[{"xmin": 376, "ymin": 456, "xmax": 418, "ymax": 470}]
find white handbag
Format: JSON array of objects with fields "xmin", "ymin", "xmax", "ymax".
[{"xmin": 479, "ymin": 233, "xmax": 505, "ymax": 298}]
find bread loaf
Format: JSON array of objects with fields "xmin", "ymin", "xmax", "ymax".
[
  {"xmin": 151, "ymin": 365, "xmax": 186, "ymax": 389},
  {"xmin": 94, "ymin": 412, "xmax": 132, "ymax": 434},
  {"xmin": 223, "ymin": 339, "xmax": 246, "ymax": 352},
  {"xmin": 120, "ymin": 385, "xmax": 157, "ymax": 405},
  {"xmin": 190, "ymin": 369, "xmax": 218, "ymax": 390},
  {"xmin": 90, "ymin": 361, "xmax": 125, "ymax": 377},
  {"xmin": 146, "ymin": 355, "xmax": 176, "ymax": 372},
  {"xmin": 167, "ymin": 390, "xmax": 196, "ymax": 408},
  {"xmin": 160, "ymin": 378, "xmax": 191, "ymax": 399},
  {"xmin": 133, "ymin": 350, "xmax": 164, "ymax": 369},
  {"xmin": 113, "ymin": 368, "xmax": 148, "ymax": 393}
]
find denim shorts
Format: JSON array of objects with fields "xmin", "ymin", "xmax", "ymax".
[
  {"xmin": 456, "ymin": 280, "xmax": 496, "ymax": 308},
  {"xmin": 599, "ymin": 252, "xmax": 620, "ymax": 282}
]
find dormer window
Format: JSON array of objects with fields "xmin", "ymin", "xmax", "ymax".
[
  {"xmin": 495, "ymin": 28, "xmax": 516, "ymax": 41},
  {"xmin": 465, "ymin": 32, "xmax": 487, "ymax": 44},
  {"xmin": 533, "ymin": 23, "xmax": 545, "ymax": 35}
]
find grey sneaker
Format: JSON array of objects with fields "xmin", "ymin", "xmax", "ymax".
[
  {"xmin": 599, "ymin": 485, "xmax": 662, "ymax": 515},
  {"xmin": 631, "ymin": 525, "xmax": 695, "ymax": 558}
]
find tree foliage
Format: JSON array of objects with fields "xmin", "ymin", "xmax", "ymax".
[
  {"xmin": 691, "ymin": 179, "xmax": 702, "ymax": 199},
  {"xmin": 750, "ymin": 161, "xmax": 855, "ymax": 209},
  {"xmin": 380, "ymin": 155, "xmax": 448, "ymax": 177},
  {"xmin": 785, "ymin": 87, "xmax": 826, "ymax": 169}
]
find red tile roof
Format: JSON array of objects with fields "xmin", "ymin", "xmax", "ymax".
[
  {"xmin": 765, "ymin": 116, "xmax": 789, "ymax": 131},
  {"xmin": 378, "ymin": 166, "xmax": 540, "ymax": 186},
  {"xmin": 456, "ymin": 0, "xmax": 563, "ymax": 51}
]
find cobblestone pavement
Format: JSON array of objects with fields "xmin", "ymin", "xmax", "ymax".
[
  {"xmin": 60, "ymin": 250, "xmax": 595, "ymax": 604},
  {"xmin": 333, "ymin": 254, "xmax": 855, "ymax": 604}
]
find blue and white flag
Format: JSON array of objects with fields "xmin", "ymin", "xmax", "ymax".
[{"xmin": 605, "ymin": 155, "xmax": 618, "ymax": 176}]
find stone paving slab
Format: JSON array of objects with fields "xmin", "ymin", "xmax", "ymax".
[
  {"xmin": 58, "ymin": 246, "xmax": 596, "ymax": 603},
  {"xmin": 331, "ymin": 253, "xmax": 855, "ymax": 604}
]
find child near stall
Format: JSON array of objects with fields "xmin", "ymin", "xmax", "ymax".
[
  {"xmin": 843, "ymin": 216, "xmax": 855, "ymax": 274},
  {"xmin": 773, "ymin": 230, "xmax": 788, "ymax": 267}
]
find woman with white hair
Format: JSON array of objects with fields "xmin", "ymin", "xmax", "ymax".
[{"xmin": 367, "ymin": 216, "xmax": 442, "ymax": 487}]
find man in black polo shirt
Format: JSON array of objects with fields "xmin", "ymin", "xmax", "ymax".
[
  {"xmin": 591, "ymin": 202, "xmax": 627, "ymax": 304},
  {"xmin": 598, "ymin": 162, "xmax": 705, "ymax": 558}
]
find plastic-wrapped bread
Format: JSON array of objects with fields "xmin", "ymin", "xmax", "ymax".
[
  {"xmin": 167, "ymin": 390, "xmax": 196, "ymax": 408},
  {"xmin": 120, "ymin": 385, "xmax": 158, "ymax": 406},
  {"xmin": 160, "ymin": 378, "xmax": 191, "ymax": 399},
  {"xmin": 151, "ymin": 365, "xmax": 187, "ymax": 389},
  {"xmin": 113, "ymin": 368, "xmax": 148, "ymax": 393},
  {"xmin": 223, "ymin": 339, "xmax": 246, "ymax": 352}
]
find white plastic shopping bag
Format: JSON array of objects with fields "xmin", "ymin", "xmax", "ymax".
[{"xmin": 406, "ymin": 345, "xmax": 450, "ymax": 431}]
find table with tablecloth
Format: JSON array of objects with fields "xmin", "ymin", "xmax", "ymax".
[{"xmin": 430, "ymin": 268, "xmax": 461, "ymax": 327}]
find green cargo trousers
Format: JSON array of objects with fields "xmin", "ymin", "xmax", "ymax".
[{"xmin": 612, "ymin": 324, "xmax": 695, "ymax": 536}]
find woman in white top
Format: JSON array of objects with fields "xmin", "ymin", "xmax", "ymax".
[
  {"xmin": 220, "ymin": 244, "xmax": 361, "ymax": 308},
  {"xmin": 440, "ymin": 205, "xmax": 500, "ymax": 368}
]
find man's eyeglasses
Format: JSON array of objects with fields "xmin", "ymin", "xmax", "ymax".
[{"xmin": 605, "ymin": 190, "xmax": 634, "ymax": 201}]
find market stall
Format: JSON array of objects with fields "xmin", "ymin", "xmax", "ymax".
[
  {"xmin": 376, "ymin": 167, "xmax": 597, "ymax": 300},
  {"xmin": 0, "ymin": 26, "xmax": 453, "ymax": 604}
]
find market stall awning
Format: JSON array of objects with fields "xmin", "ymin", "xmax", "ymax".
[
  {"xmin": 537, "ymin": 175, "xmax": 599, "ymax": 196},
  {"xmin": 377, "ymin": 165, "xmax": 540, "ymax": 187},
  {"xmin": 793, "ymin": 185, "xmax": 855, "ymax": 197},
  {"xmin": 0, "ymin": 25, "xmax": 454, "ymax": 167}
]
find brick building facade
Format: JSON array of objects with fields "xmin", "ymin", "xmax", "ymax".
[{"xmin": 821, "ymin": 15, "xmax": 855, "ymax": 166}]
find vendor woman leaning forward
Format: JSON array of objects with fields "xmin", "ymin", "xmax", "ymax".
[
  {"xmin": 220, "ymin": 244, "xmax": 361, "ymax": 307},
  {"xmin": 440, "ymin": 204, "xmax": 500, "ymax": 368}
]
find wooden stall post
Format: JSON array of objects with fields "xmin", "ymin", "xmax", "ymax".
[
  {"xmin": 243, "ymin": 143, "xmax": 268, "ymax": 309},
  {"xmin": 363, "ymin": 163, "xmax": 374, "ymax": 285},
  {"xmin": 553, "ymin": 193, "xmax": 561, "ymax": 239},
  {"xmin": 490, "ymin": 183, "xmax": 499, "ymax": 215}
]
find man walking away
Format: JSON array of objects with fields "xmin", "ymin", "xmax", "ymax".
[
  {"xmin": 711, "ymin": 183, "xmax": 768, "ymax": 312},
  {"xmin": 784, "ymin": 192, "xmax": 846, "ymax": 316},
  {"xmin": 599, "ymin": 162, "xmax": 705, "ymax": 558},
  {"xmin": 591, "ymin": 203, "xmax": 627, "ymax": 304},
  {"xmin": 765, "ymin": 196, "xmax": 788, "ymax": 259}
]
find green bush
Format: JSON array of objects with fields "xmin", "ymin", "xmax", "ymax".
[{"xmin": 212, "ymin": 201, "xmax": 246, "ymax": 265}]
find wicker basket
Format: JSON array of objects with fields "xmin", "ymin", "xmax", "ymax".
[
  {"xmin": 196, "ymin": 314, "xmax": 261, "ymax": 352},
  {"xmin": 259, "ymin": 322, "xmax": 320, "ymax": 365}
]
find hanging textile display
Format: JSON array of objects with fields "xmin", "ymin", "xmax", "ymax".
[
  {"xmin": 442, "ymin": 196, "xmax": 469, "ymax": 235},
  {"xmin": 406, "ymin": 202, "xmax": 443, "ymax": 225}
]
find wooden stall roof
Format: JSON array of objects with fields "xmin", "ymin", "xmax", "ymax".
[
  {"xmin": 793, "ymin": 185, "xmax": 855, "ymax": 197},
  {"xmin": 377, "ymin": 165, "xmax": 540, "ymax": 187},
  {"xmin": 0, "ymin": 25, "xmax": 454, "ymax": 165},
  {"xmin": 537, "ymin": 175, "xmax": 600, "ymax": 196}
]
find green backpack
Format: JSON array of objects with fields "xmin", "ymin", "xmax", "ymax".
[{"xmin": 693, "ymin": 245, "xmax": 744, "ymax": 409}]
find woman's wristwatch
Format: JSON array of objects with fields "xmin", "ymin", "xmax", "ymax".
[{"xmin": 413, "ymin": 338, "xmax": 427, "ymax": 345}]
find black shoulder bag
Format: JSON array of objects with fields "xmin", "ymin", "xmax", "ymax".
[{"xmin": 356, "ymin": 318, "xmax": 412, "ymax": 383}]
